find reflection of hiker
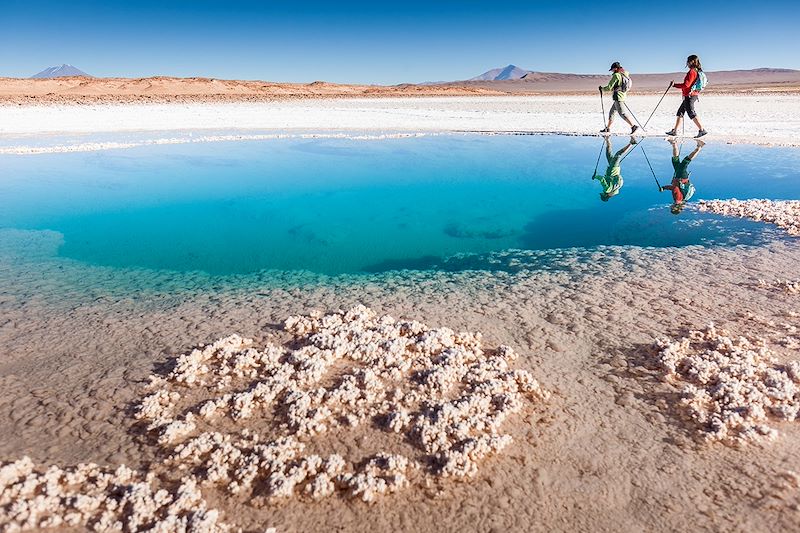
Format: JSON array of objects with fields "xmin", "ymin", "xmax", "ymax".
[
  {"xmin": 592, "ymin": 136, "xmax": 636, "ymax": 201},
  {"xmin": 666, "ymin": 54, "xmax": 708, "ymax": 138},
  {"xmin": 599, "ymin": 62, "xmax": 638, "ymax": 135},
  {"xmin": 660, "ymin": 138, "xmax": 704, "ymax": 214}
]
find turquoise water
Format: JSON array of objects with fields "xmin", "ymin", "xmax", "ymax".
[{"xmin": 1, "ymin": 134, "xmax": 799, "ymax": 276}]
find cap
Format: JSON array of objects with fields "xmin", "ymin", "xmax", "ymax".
[{"xmin": 609, "ymin": 62, "xmax": 621, "ymax": 71}]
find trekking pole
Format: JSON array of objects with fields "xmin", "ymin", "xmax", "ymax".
[
  {"xmin": 640, "ymin": 144, "xmax": 661, "ymax": 190},
  {"xmin": 643, "ymin": 81, "xmax": 673, "ymax": 130},
  {"xmin": 623, "ymin": 102, "xmax": 646, "ymax": 131},
  {"xmin": 619, "ymin": 137, "xmax": 644, "ymax": 164},
  {"xmin": 599, "ymin": 87, "xmax": 606, "ymax": 130},
  {"xmin": 592, "ymin": 139, "xmax": 605, "ymax": 178}
]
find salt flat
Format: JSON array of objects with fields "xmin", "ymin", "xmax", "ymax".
[{"xmin": 2, "ymin": 94, "xmax": 800, "ymax": 153}]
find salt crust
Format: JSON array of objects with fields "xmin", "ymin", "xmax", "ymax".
[
  {"xmin": 0, "ymin": 306, "xmax": 547, "ymax": 531},
  {"xmin": 656, "ymin": 324, "xmax": 800, "ymax": 445},
  {"xmin": 696, "ymin": 199, "xmax": 800, "ymax": 236}
]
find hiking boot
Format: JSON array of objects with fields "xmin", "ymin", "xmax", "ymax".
[
  {"xmin": 665, "ymin": 129, "xmax": 677, "ymax": 136},
  {"xmin": 631, "ymin": 125, "xmax": 639, "ymax": 134},
  {"xmin": 695, "ymin": 129, "xmax": 708, "ymax": 138},
  {"xmin": 599, "ymin": 128, "xmax": 610, "ymax": 133},
  {"xmin": 630, "ymin": 136, "xmax": 638, "ymax": 145}
]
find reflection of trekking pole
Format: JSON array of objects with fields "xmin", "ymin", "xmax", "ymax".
[
  {"xmin": 599, "ymin": 88, "xmax": 606, "ymax": 130},
  {"xmin": 623, "ymin": 102, "xmax": 645, "ymax": 131},
  {"xmin": 643, "ymin": 81, "xmax": 673, "ymax": 130},
  {"xmin": 641, "ymin": 144, "xmax": 661, "ymax": 190},
  {"xmin": 591, "ymin": 139, "xmax": 604, "ymax": 178}
]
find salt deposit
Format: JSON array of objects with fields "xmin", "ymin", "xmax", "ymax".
[
  {"xmin": 2, "ymin": 94, "xmax": 800, "ymax": 152},
  {"xmin": 696, "ymin": 199, "xmax": 800, "ymax": 236},
  {"xmin": 655, "ymin": 324, "xmax": 800, "ymax": 445},
  {"xmin": 757, "ymin": 279, "xmax": 800, "ymax": 295},
  {"xmin": 0, "ymin": 306, "xmax": 547, "ymax": 531},
  {"xmin": 142, "ymin": 305, "xmax": 548, "ymax": 500},
  {"xmin": 0, "ymin": 458, "xmax": 229, "ymax": 532}
]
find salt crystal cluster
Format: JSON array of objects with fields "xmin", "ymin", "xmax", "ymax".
[
  {"xmin": 137, "ymin": 305, "xmax": 548, "ymax": 502},
  {"xmin": 1, "ymin": 306, "xmax": 547, "ymax": 532},
  {"xmin": 0, "ymin": 458, "xmax": 229, "ymax": 532},
  {"xmin": 696, "ymin": 199, "xmax": 800, "ymax": 236},
  {"xmin": 655, "ymin": 324, "xmax": 800, "ymax": 445}
]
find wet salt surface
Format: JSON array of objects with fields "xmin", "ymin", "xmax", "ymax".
[
  {"xmin": 2, "ymin": 239, "xmax": 800, "ymax": 532},
  {"xmin": 1, "ymin": 134, "xmax": 799, "ymax": 277}
]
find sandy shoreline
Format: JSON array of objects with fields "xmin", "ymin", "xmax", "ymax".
[{"xmin": 2, "ymin": 94, "xmax": 800, "ymax": 152}]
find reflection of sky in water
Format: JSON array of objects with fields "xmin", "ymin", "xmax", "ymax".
[{"xmin": 1, "ymin": 135, "xmax": 798, "ymax": 276}]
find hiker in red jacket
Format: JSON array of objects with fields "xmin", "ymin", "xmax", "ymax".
[{"xmin": 666, "ymin": 55, "xmax": 708, "ymax": 138}]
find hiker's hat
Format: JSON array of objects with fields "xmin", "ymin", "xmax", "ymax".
[{"xmin": 609, "ymin": 61, "xmax": 621, "ymax": 71}]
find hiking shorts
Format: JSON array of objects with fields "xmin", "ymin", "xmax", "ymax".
[
  {"xmin": 672, "ymin": 155, "xmax": 692, "ymax": 179},
  {"xmin": 677, "ymin": 96, "xmax": 698, "ymax": 119},
  {"xmin": 609, "ymin": 100, "xmax": 630, "ymax": 121}
]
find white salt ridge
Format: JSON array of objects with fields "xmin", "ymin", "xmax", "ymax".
[
  {"xmin": 0, "ymin": 132, "xmax": 444, "ymax": 155},
  {"xmin": 656, "ymin": 324, "xmax": 800, "ymax": 445},
  {"xmin": 696, "ymin": 199, "xmax": 800, "ymax": 237}
]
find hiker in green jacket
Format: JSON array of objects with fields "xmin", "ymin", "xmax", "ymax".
[
  {"xmin": 592, "ymin": 136, "xmax": 637, "ymax": 201},
  {"xmin": 599, "ymin": 62, "xmax": 638, "ymax": 135}
]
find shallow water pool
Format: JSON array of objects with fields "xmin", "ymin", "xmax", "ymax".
[{"xmin": 1, "ymin": 134, "xmax": 798, "ymax": 277}]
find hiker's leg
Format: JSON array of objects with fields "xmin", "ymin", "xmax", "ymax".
[
  {"xmin": 605, "ymin": 138, "xmax": 613, "ymax": 163},
  {"xmin": 687, "ymin": 142, "xmax": 703, "ymax": 160},
  {"xmin": 671, "ymin": 140, "xmax": 679, "ymax": 158},
  {"xmin": 618, "ymin": 102, "xmax": 634, "ymax": 127},
  {"xmin": 607, "ymin": 102, "xmax": 618, "ymax": 129},
  {"xmin": 686, "ymin": 97, "xmax": 703, "ymax": 131},
  {"xmin": 673, "ymin": 97, "xmax": 688, "ymax": 132}
]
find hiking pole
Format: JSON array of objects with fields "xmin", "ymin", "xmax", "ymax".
[
  {"xmin": 623, "ymin": 102, "xmax": 646, "ymax": 131},
  {"xmin": 591, "ymin": 139, "xmax": 605, "ymax": 178},
  {"xmin": 640, "ymin": 144, "xmax": 661, "ymax": 190},
  {"xmin": 643, "ymin": 81, "xmax": 673, "ymax": 130},
  {"xmin": 599, "ymin": 87, "xmax": 606, "ymax": 130}
]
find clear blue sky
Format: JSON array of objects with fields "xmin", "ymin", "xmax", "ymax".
[{"xmin": 1, "ymin": 0, "xmax": 798, "ymax": 84}]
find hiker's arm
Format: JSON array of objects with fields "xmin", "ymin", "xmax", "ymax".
[
  {"xmin": 674, "ymin": 70, "xmax": 697, "ymax": 90},
  {"xmin": 659, "ymin": 184, "xmax": 675, "ymax": 192},
  {"xmin": 600, "ymin": 73, "xmax": 619, "ymax": 92}
]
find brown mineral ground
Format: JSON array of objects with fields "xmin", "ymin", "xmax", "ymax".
[{"xmin": 2, "ymin": 221, "xmax": 800, "ymax": 531}]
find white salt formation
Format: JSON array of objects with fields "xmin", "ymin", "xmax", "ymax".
[
  {"xmin": 142, "ymin": 305, "xmax": 548, "ymax": 502},
  {"xmin": 696, "ymin": 199, "xmax": 800, "ymax": 236},
  {"xmin": 656, "ymin": 324, "xmax": 800, "ymax": 445},
  {"xmin": 1, "ymin": 306, "xmax": 547, "ymax": 531},
  {"xmin": 757, "ymin": 278, "xmax": 800, "ymax": 295},
  {"xmin": 0, "ymin": 458, "xmax": 229, "ymax": 532}
]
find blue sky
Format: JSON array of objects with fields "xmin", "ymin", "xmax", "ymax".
[{"xmin": 1, "ymin": 0, "xmax": 798, "ymax": 83}]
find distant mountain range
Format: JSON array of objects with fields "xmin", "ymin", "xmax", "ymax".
[
  {"xmin": 441, "ymin": 65, "xmax": 800, "ymax": 93},
  {"xmin": 31, "ymin": 64, "xmax": 91, "ymax": 79},
  {"xmin": 469, "ymin": 64, "xmax": 531, "ymax": 81}
]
